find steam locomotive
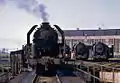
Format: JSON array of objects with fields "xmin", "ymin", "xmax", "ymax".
[
  {"xmin": 73, "ymin": 42, "xmax": 90, "ymax": 60},
  {"xmin": 73, "ymin": 41, "xmax": 114, "ymax": 61},
  {"xmin": 92, "ymin": 42, "xmax": 113, "ymax": 60},
  {"xmin": 26, "ymin": 22, "xmax": 66, "ymax": 75}
]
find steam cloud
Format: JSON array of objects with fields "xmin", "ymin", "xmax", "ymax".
[{"xmin": 0, "ymin": 0, "xmax": 48, "ymax": 22}]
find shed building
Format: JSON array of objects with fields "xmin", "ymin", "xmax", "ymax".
[{"xmin": 61, "ymin": 29, "xmax": 120, "ymax": 56}]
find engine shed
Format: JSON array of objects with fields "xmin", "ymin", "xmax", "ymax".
[{"xmin": 60, "ymin": 29, "xmax": 120, "ymax": 56}]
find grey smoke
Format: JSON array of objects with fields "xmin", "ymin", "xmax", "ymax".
[
  {"xmin": 0, "ymin": 0, "xmax": 48, "ymax": 22},
  {"xmin": 0, "ymin": 0, "xmax": 6, "ymax": 4},
  {"xmin": 33, "ymin": 4, "xmax": 48, "ymax": 22}
]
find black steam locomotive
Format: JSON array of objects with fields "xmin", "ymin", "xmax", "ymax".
[
  {"xmin": 92, "ymin": 42, "xmax": 113, "ymax": 60},
  {"xmin": 33, "ymin": 23, "xmax": 59, "ymax": 58},
  {"xmin": 26, "ymin": 22, "xmax": 65, "ymax": 75},
  {"xmin": 73, "ymin": 42, "xmax": 90, "ymax": 60},
  {"xmin": 73, "ymin": 41, "xmax": 114, "ymax": 61}
]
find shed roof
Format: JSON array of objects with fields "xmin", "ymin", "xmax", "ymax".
[{"xmin": 63, "ymin": 29, "xmax": 120, "ymax": 36}]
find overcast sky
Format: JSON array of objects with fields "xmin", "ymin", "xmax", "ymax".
[{"xmin": 0, "ymin": 0, "xmax": 120, "ymax": 50}]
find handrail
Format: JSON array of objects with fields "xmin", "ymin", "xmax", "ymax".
[
  {"xmin": 63, "ymin": 60, "xmax": 120, "ymax": 83},
  {"xmin": 75, "ymin": 60, "xmax": 120, "ymax": 70},
  {"xmin": 76, "ymin": 68, "xmax": 101, "ymax": 81},
  {"xmin": 73, "ymin": 60, "xmax": 120, "ymax": 83}
]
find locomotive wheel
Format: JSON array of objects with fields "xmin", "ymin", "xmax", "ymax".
[
  {"xmin": 93, "ymin": 52, "xmax": 109, "ymax": 61},
  {"xmin": 83, "ymin": 53, "xmax": 89, "ymax": 60},
  {"xmin": 76, "ymin": 52, "xmax": 89, "ymax": 60}
]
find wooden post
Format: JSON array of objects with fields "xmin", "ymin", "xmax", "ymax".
[
  {"xmin": 87, "ymin": 66, "xmax": 90, "ymax": 82},
  {"xmin": 93, "ymin": 66, "xmax": 95, "ymax": 83},
  {"xmin": 101, "ymin": 66, "xmax": 103, "ymax": 82},
  {"xmin": 112, "ymin": 68, "xmax": 115, "ymax": 83}
]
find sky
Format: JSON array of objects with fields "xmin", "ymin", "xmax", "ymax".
[{"xmin": 0, "ymin": 0, "xmax": 120, "ymax": 50}]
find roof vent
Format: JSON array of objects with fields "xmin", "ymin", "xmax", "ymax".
[
  {"xmin": 77, "ymin": 28, "xmax": 79, "ymax": 30},
  {"xmin": 98, "ymin": 27, "xmax": 101, "ymax": 30}
]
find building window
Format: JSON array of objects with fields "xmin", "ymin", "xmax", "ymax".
[
  {"xmin": 80, "ymin": 39, "xmax": 84, "ymax": 43},
  {"xmin": 109, "ymin": 39, "xmax": 114, "ymax": 45},
  {"xmin": 101, "ymin": 39, "xmax": 105, "ymax": 43}
]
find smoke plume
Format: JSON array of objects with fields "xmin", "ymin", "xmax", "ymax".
[
  {"xmin": 0, "ymin": 0, "xmax": 48, "ymax": 22},
  {"xmin": 0, "ymin": 0, "xmax": 6, "ymax": 4}
]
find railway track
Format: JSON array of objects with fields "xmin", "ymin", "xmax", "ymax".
[
  {"xmin": 31, "ymin": 58, "xmax": 120, "ymax": 83},
  {"xmin": 32, "ymin": 74, "xmax": 62, "ymax": 83},
  {"xmin": 56, "ymin": 70, "xmax": 86, "ymax": 83},
  {"xmin": 32, "ymin": 69, "xmax": 86, "ymax": 83}
]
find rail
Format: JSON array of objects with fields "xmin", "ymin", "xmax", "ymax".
[
  {"xmin": 32, "ymin": 75, "xmax": 38, "ymax": 83},
  {"xmin": 56, "ymin": 74, "xmax": 62, "ymax": 83}
]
